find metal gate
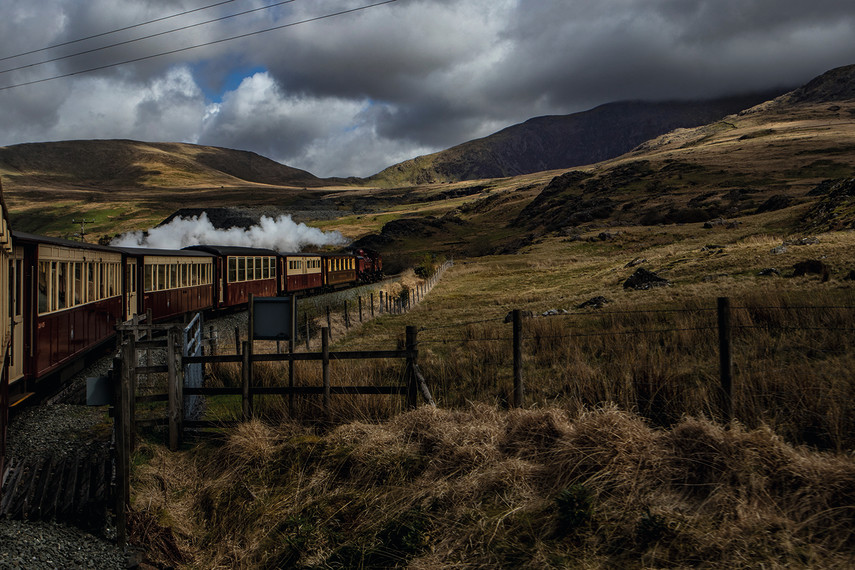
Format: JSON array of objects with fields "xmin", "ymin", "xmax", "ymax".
[{"xmin": 182, "ymin": 312, "xmax": 204, "ymax": 422}]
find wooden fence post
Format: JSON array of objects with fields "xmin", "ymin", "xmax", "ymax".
[
  {"xmin": 305, "ymin": 313, "xmax": 310, "ymax": 351},
  {"xmin": 242, "ymin": 340, "xmax": 252, "ymax": 421},
  {"xmin": 128, "ymin": 335, "xmax": 137, "ymax": 451},
  {"xmin": 344, "ymin": 300, "xmax": 350, "ymax": 328},
  {"xmin": 358, "ymin": 296, "xmax": 363, "ymax": 322},
  {"xmin": 234, "ymin": 326, "xmax": 241, "ymax": 355},
  {"xmin": 379, "ymin": 291, "xmax": 383, "ymax": 315},
  {"xmin": 513, "ymin": 309, "xmax": 524, "ymax": 408},
  {"xmin": 114, "ymin": 351, "xmax": 130, "ymax": 549},
  {"xmin": 322, "ymin": 328, "xmax": 330, "ymax": 419},
  {"xmin": 405, "ymin": 326, "xmax": 418, "ymax": 409},
  {"xmin": 371, "ymin": 292, "xmax": 375, "ymax": 317},
  {"xmin": 167, "ymin": 329, "xmax": 183, "ymax": 451},
  {"xmin": 326, "ymin": 306, "xmax": 332, "ymax": 337},
  {"xmin": 717, "ymin": 297, "xmax": 733, "ymax": 423}
]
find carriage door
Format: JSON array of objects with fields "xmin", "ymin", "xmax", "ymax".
[
  {"xmin": 125, "ymin": 259, "xmax": 138, "ymax": 319},
  {"xmin": 9, "ymin": 248, "xmax": 25, "ymax": 382}
]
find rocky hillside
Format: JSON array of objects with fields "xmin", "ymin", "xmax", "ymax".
[
  {"xmin": 368, "ymin": 91, "xmax": 787, "ymax": 185},
  {"xmin": 513, "ymin": 65, "xmax": 855, "ymax": 236}
]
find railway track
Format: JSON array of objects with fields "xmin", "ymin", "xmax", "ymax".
[{"xmin": 0, "ymin": 446, "xmax": 111, "ymax": 525}]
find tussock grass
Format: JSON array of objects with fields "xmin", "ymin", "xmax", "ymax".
[{"xmin": 131, "ymin": 406, "xmax": 855, "ymax": 568}]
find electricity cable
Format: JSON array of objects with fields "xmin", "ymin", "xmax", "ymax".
[
  {"xmin": 0, "ymin": 0, "xmax": 299, "ymax": 76},
  {"xmin": 0, "ymin": 0, "xmax": 236, "ymax": 63},
  {"xmin": 0, "ymin": 0, "xmax": 398, "ymax": 92}
]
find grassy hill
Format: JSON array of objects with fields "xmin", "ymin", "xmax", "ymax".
[
  {"xmin": 348, "ymin": 65, "xmax": 855, "ymax": 266},
  {"xmin": 0, "ymin": 139, "xmax": 352, "ymax": 236}
]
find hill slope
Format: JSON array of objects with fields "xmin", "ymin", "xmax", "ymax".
[
  {"xmin": 0, "ymin": 139, "xmax": 322, "ymax": 190},
  {"xmin": 369, "ymin": 91, "xmax": 787, "ymax": 185}
]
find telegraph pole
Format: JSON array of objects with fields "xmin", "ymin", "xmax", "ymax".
[{"xmin": 72, "ymin": 218, "xmax": 94, "ymax": 242}]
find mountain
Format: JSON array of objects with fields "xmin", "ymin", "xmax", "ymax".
[
  {"xmin": 0, "ymin": 139, "xmax": 323, "ymax": 189},
  {"xmin": 368, "ymin": 91, "xmax": 788, "ymax": 185},
  {"xmin": 513, "ymin": 64, "xmax": 855, "ymax": 236}
]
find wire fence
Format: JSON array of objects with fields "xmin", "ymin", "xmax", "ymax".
[{"xmin": 409, "ymin": 297, "xmax": 855, "ymax": 450}]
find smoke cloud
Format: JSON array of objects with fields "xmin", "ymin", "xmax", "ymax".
[{"xmin": 112, "ymin": 213, "xmax": 347, "ymax": 252}]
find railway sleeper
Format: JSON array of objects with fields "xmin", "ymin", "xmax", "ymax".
[{"xmin": 0, "ymin": 450, "xmax": 111, "ymax": 527}]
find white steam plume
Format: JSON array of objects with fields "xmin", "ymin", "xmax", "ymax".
[{"xmin": 111, "ymin": 213, "xmax": 347, "ymax": 252}]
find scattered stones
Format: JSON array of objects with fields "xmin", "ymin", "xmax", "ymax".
[
  {"xmin": 623, "ymin": 268, "xmax": 670, "ymax": 290},
  {"xmin": 770, "ymin": 245, "xmax": 788, "ymax": 255},
  {"xmin": 625, "ymin": 257, "xmax": 646, "ymax": 268},
  {"xmin": 541, "ymin": 308, "xmax": 570, "ymax": 317},
  {"xmin": 792, "ymin": 259, "xmax": 830, "ymax": 281},
  {"xmin": 576, "ymin": 296, "xmax": 611, "ymax": 309},
  {"xmin": 758, "ymin": 268, "xmax": 781, "ymax": 277},
  {"xmin": 784, "ymin": 236, "xmax": 820, "ymax": 246}
]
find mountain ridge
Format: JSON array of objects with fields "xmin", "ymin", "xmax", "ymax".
[{"xmin": 368, "ymin": 90, "xmax": 789, "ymax": 185}]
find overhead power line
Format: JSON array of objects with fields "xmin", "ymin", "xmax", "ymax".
[
  {"xmin": 0, "ymin": 0, "xmax": 300, "ymax": 76},
  {"xmin": 0, "ymin": 0, "xmax": 236, "ymax": 64},
  {"xmin": 0, "ymin": 0, "xmax": 398, "ymax": 92}
]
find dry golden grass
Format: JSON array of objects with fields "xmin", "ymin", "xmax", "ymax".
[{"xmin": 130, "ymin": 405, "xmax": 855, "ymax": 568}]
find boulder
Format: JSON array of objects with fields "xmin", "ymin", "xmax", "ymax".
[
  {"xmin": 758, "ymin": 268, "xmax": 781, "ymax": 277},
  {"xmin": 623, "ymin": 268, "xmax": 670, "ymax": 290},
  {"xmin": 770, "ymin": 245, "xmax": 788, "ymax": 255},
  {"xmin": 625, "ymin": 257, "xmax": 646, "ymax": 268}
]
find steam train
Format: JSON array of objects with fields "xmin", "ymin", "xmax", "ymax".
[{"xmin": 0, "ymin": 185, "xmax": 382, "ymax": 411}]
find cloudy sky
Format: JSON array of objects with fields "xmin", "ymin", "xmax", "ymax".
[{"xmin": 1, "ymin": 0, "xmax": 854, "ymax": 178}]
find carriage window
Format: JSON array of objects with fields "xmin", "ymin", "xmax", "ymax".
[
  {"xmin": 129, "ymin": 264, "xmax": 136, "ymax": 293},
  {"xmin": 38, "ymin": 262, "xmax": 49, "ymax": 314},
  {"xmin": 73, "ymin": 263, "xmax": 83, "ymax": 306},
  {"xmin": 87, "ymin": 263, "xmax": 95, "ymax": 302},
  {"xmin": 237, "ymin": 257, "xmax": 245, "ymax": 281},
  {"xmin": 14, "ymin": 259, "xmax": 22, "ymax": 317},
  {"xmin": 228, "ymin": 258, "xmax": 237, "ymax": 283},
  {"xmin": 57, "ymin": 262, "xmax": 67, "ymax": 309},
  {"xmin": 144, "ymin": 265, "xmax": 153, "ymax": 292}
]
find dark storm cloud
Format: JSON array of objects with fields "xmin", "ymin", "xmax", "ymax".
[{"xmin": 1, "ymin": 0, "xmax": 855, "ymax": 177}]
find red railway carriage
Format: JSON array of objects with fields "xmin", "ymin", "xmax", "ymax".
[
  {"xmin": 11, "ymin": 232, "xmax": 125, "ymax": 386},
  {"xmin": 0, "ymin": 184, "xmax": 10, "ymax": 475},
  {"xmin": 323, "ymin": 253, "xmax": 357, "ymax": 290},
  {"xmin": 184, "ymin": 245, "xmax": 278, "ymax": 308},
  {"xmin": 280, "ymin": 253, "xmax": 323, "ymax": 294},
  {"xmin": 115, "ymin": 248, "xmax": 216, "ymax": 321},
  {"xmin": 354, "ymin": 248, "xmax": 383, "ymax": 283}
]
